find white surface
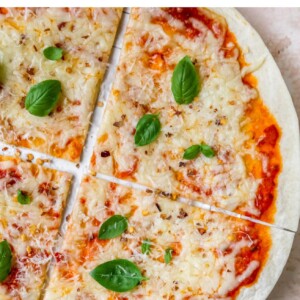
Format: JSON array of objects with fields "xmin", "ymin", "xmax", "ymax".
[{"xmin": 237, "ymin": 8, "xmax": 300, "ymax": 300}]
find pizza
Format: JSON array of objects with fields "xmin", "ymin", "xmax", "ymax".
[
  {"xmin": 44, "ymin": 175, "xmax": 294, "ymax": 299},
  {"xmin": 0, "ymin": 7, "xmax": 298, "ymax": 300},
  {"xmin": 0, "ymin": 155, "xmax": 71, "ymax": 299},
  {"xmin": 90, "ymin": 8, "xmax": 300, "ymax": 230},
  {"xmin": 0, "ymin": 8, "xmax": 121, "ymax": 162}
]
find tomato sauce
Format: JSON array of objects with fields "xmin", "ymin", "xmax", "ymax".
[
  {"xmin": 241, "ymin": 93, "xmax": 281, "ymax": 224},
  {"xmin": 79, "ymin": 234, "xmax": 109, "ymax": 263},
  {"xmin": 226, "ymin": 222, "xmax": 271, "ymax": 298},
  {"xmin": 218, "ymin": 15, "xmax": 279, "ymax": 298},
  {"xmin": 222, "ymin": 25, "xmax": 281, "ymax": 222},
  {"xmin": 50, "ymin": 135, "xmax": 83, "ymax": 161},
  {"xmin": 152, "ymin": 8, "xmax": 225, "ymax": 40},
  {"xmin": 0, "ymin": 167, "xmax": 22, "ymax": 190},
  {"xmin": 113, "ymin": 156, "xmax": 139, "ymax": 179}
]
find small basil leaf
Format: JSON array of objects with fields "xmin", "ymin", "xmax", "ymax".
[
  {"xmin": 90, "ymin": 259, "xmax": 147, "ymax": 292},
  {"xmin": 98, "ymin": 215, "xmax": 128, "ymax": 240},
  {"xmin": 43, "ymin": 46, "xmax": 63, "ymax": 61},
  {"xmin": 0, "ymin": 240, "xmax": 12, "ymax": 282},
  {"xmin": 134, "ymin": 114, "xmax": 161, "ymax": 147},
  {"xmin": 183, "ymin": 145, "xmax": 201, "ymax": 160},
  {"xmin": 141, "ymin": 239, "xmax": 151, "ymax": 255},
  {"xmin": 25, "ymin": 80, "xmax": 62, "ymax": 117},
  {"xmin": 171, "ymin": 56, "xmax": 200, "ymax": 104},
  {"xmin": 200, "ymin": 143, "xmax": 215, "ymax": 158},
  {"xmin": 17, "ymin": 190, "xmax": 31, "ymax": 205},
  {"xmin": 164, "ymin": 248, "xmax": 173, "ymax": 264}
]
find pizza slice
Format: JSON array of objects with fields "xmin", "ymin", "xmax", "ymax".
[
  {"xmin": 90, "ymin": 8, "xmax": 300, "ymax": 230},
  {"xmin": 44, "ymin": 175, "xmax": 293, "ymax": 299},
  {"xmin": 0, "ymin": 8, "xmax": 122, "ymax": 162},
  {"xmin": 0, "ymin": 156, "xmax": 71, "ymax": 299}
]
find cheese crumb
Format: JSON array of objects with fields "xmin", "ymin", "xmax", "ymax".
[
  {"xmin": 15, "ymin": 149, "xmax": 21, "ymax": 157},
  {"xmin": 27, "ymin": 153, "xmax": 34, "ymax": 162},
  {"xmin": 27, "ymin": 246, "xmax": 32, "ymax": 254},
  {"xmin": 36, "ymin": 158, "xmax": 44, "ymax": 165},
  {"xmin": 128, "ymin": 226, "xmax": 134, "ymax": 233},
  {"xmin": 21, "ymin": 234, "xmax": 27, "ymax": 241}
]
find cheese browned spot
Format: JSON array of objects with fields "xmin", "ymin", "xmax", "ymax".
[
  {"xmin": 0, "ymin": 156, "xmax": 71, "ymax": 299},
  {"xmin": 45, "ymin": 176, "xmax": 270, "ymax": 299},
  {"xmin": 91, "ymin": 8, "xmax": 281, "ymax": 222},
  {"xmin": 0, "ymin": 8, "xmax": 122, "ymax": 162}
]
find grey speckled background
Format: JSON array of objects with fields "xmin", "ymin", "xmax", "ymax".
[{"xmin": 238, "ymin": 8, "xmax": 300, "ymax": 300}]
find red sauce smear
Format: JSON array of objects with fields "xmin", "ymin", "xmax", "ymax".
[
  {"xmin": 152, "ymin": 8, "xmax": 225, "ymax": 40},
  {"xmin": 255, "ymin": 125, "xmax": 280, "ymax": 214},
  {"xmin": 242, "ymin": 96, "xmax": 281, "ymax": 223},
  {"xmin": 0, "ymin": 168, "xmax": 22, "ymax": 189},
  {"xmin": 79, "ymin": 234, "xmax": 109, "ymax": 263},
  {"xmin": 0, "ymin": 8, "xmax": 9, "ymax": 15},
  {"xmin": 113, "ymin": 156, "xmax": 139, "ymax": 179},
  {"xmin": 2, "ymin": 249, "xmax": 43, "ymax": 294},
  {"xmin": 226, "ymin": 223, "xmax": 271, "ymax": 298}
]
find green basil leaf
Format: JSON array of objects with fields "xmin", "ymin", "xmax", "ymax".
[
  {"xmin": 43, "ymin": 46, "xmax": 63, "ymax": 61},
  {"xmin": 164, "ymin": 248, "xmax": 173, "ymax": 264},
  {"xmin": 25, "ymin": 80, "xmax": 62, "ymax": 117},
  {"xmin": 141, "ymin": 239, "xmax": 151, "ymax": 255},
  {"xmin": 171, "ymin": 56, "xmax": 200, "ymax": 104},
  {"xmin": 134, "ymin": 114, "xmax": 161, "ymax": 147},
  {"xmin": 200, "ymin": 143, "xmax": 215, "ymax": 158},
  {"xmin": 98, "ymin": 215, "xmax": 128, "ymax": 240},
  {"xmin": 183, "ymin": 144, "xmax": 202, "ymax": 160},
  {"xmin": 90, "ymin": 259, "xmax": 147, "ymax": 292},
  {"xmin": 17, "ymin": 190, "xmax": 31, "ymax": 205},
  {"xmin": 0, "ymin": 240, "xmax": 12, "ymax": 282}
]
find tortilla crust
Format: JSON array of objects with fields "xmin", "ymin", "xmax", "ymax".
[
  {"xmin": 211, "ymin": 8, "xmax": 300, "ymax": 232},
  {"xmin": 211, "ymin": 8, "xmax": 298, "ymax": 299}
]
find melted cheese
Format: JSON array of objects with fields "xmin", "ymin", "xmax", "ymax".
[
  {"xmin": 0, "ymin": 156, "xmax": 71, "ymax": 299},
  {"xmin": 0, "ymin": 8, "xmax": 121, "ymax": 162},
  {"xmin": 44, "ymin": 176, "xmax": 270, "ymax": 299},
  {"xmin": 91, "ymin": 8, "xmax": 278, "ymax": 218}
]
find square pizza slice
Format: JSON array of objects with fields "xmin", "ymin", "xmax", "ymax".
[
  {"xmin": 90, "ymin": 8, "xmax": 286, "ymax": 227},
  {"xmin": 0, "ymin": 8, "xmax": 121, "ymax": 162},
  {"xmin": 44, "ymin": 175, "xmax": 293, "ymax": 299},
  {"xmin": 0, "ymin": 156, "xmax": 71, "ymax": 299}
]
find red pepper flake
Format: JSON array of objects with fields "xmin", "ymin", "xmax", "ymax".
[
  {"xmin": 54, "ymin": 252, "xmax": 65, "ymax": 263},
  {"xmin": 38, "ymin": 182, "xmax": 51, "ymax": 195},
  {"xmin": 58, "ymin": 22, "xmax": 67, "ymax": 31},
  {"xmin": 101, "ymin": 151, "xmax": 110, "ymax": 158},
  {"xmin": 113, "ymin": 121, "xmax": 124, "ymax": 128},
  {"xmin": 197, "ymin": 228, "xmax": 207, "ymax": 235},
  {"xmin": 177, "ymin": 208, "xmax": 188, "ymax": 219},
  {"xmin": 26, "ymin": 67, "xmax": 35, "ymax": 76}
]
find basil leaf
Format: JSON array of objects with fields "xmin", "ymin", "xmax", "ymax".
[
  {"xmin": 25, "ymin": 80, "xmax": 62, "ymax": 117},
  {"xmin": 200, "ymin": 143, "xmax": 215, "ymax": 158},
  {"xmin": 90, "ymin": 259, "xmax": 147, "ymax": 292},
  {"xmin": 183, "ymin": 145, "xmax": 201, "ymax": 160},
  {"xmin": 98, "ymin": 215, "xmax": 128, "ymax": 240},
  {"xmin": 43, "ymin": 46, "xmax": 63, "ymax": 61},
  {"xmin": 171, "ymin": 56, "xmax": 200, "ymax": 104},
  {"xmin": 17, "ymin": 190, "xmax": 31, "ymax": 205},
  {"xmin": 134, "ymin": 114, "xmax": 161, "ymax": 147},
  {"xmin": 0, "ymin": 240, "xmax": 12, "ymax": 282},
  {"xmin": 141, "ymin": 239, "xmax": 151, "ymax": 255},
  {"xmin": 164, "ymin": 248, "xmax": 173, "ymax": 264}
]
